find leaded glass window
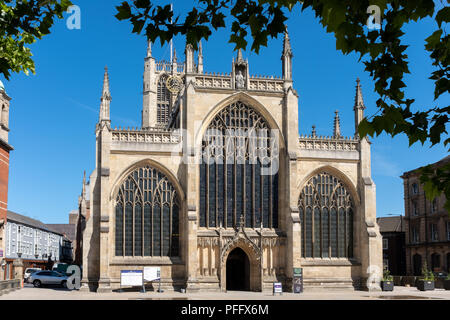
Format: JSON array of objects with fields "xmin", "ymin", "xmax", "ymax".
[
  {"xmin": 115, "ymin": 166, "xmax": 179, "ymax": 257},
  {"xmin": 157, "ymin": 75, "xmax": 170, "ymax": 125},
  {"xmin": 200, "ymin": 101, "xmax": 278, "ymax": 229},
  {"xmin": 299, "ymin": 172, "xmax": 354, "ymax": 258}
]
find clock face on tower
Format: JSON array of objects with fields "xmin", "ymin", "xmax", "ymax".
[{"xmin": 166, "ymin": 75, "xmax": 183, "ymax": 94}]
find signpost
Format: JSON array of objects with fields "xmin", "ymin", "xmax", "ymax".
[
  {"xmin": 273, "ymin": 282, "xmax": 283, "ymax": 296},
  {"xmin": 293, "ymin": 267, "xmax": 303, "ymax": 293}
]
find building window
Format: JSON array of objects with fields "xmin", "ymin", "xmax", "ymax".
[
  {"xmin": 156, "ymin": 75, "xmax": 170, "ymax": 125},
  {"xmin": 412, "ymin": 183, "xmax": 418, "ymax": 194},
  {"xmin": 413, "ymin": 254, "xmax": 422, "ymax": 276},
  {"xmin": 431, "ymin": 198, "xmax": 438, "ymax": 213},
  {"xmin": 383, "ymin": 238, "xmax": 388, "ymax": 250},
  {"xmin": 299, "ymin": 172, "xmax": 354, "ymax": 258},
  {"xmin": 431, "ymin": 224, "xmax": 439, "ymax": 242},
  {"xmin": 431, "ymin": 253, "xmax": 441, "ymax": 271},
  {"xmin": 199, "ymin": 101, "xmax": 278, "ymax": 229},
  {"xmin": 447, "ymin": 222, "xmax": 450, "ymax": 241},
  {"xmin": 411, "ymin": 201, "xmax": 418, "ymax": 216},
  {"xmin": 115, "ymin": 165, "xmax": 179, "ymax": 257},
  {"xmin": 412, "ymin": 227, "xmax": 419, "ymax": 243},
  {"xmin": 6, "ymin": 224, "xmax": 11, "ymax": 255}
]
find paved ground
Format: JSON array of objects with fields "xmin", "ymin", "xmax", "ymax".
[{"xmin": 1, "ymin": 284, "xmax": 450, "ymax": 300}]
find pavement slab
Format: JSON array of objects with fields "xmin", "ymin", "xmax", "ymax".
[{"xmin": 1, "ymin": 284, "xmax": 449, "ymax": 300}]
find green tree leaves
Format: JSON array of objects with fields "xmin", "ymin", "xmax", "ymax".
[{"xmin": 0, "ymin": 0, "xmax": 72, "ymax": 80}]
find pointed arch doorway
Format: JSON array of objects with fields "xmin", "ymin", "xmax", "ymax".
[{"xmin": 226, "ymin": 247, "xmax": 250, "ymax": 291}]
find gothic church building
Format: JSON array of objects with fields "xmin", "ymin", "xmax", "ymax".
[{"xmin": 81, "ymin": 34, "xmax": 382, "ymax": 292}]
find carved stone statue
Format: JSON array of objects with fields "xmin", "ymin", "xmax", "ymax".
[{"xmin": 235, "ymin": 70, "xmax": 245, "ymax": 89}]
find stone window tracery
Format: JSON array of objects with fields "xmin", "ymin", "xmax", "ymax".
[
  {"xmin": 299, "ymin": 172, "xmax": 354, "ymax": 258},
  {"xmin": 199, "ymin": 101, "xmax": 278, "ymax": 229},
  {"xmin": 115, "ymin": 165, "xmax": 179, "ymax": 257},
  {"xmin": 157, "ymin": 75, "xmax": 171, "ymax": 125}
]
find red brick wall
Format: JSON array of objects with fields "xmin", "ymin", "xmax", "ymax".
[{"xmin": 0, "ymin": 145, "xmax": 10, "ymax": 223}]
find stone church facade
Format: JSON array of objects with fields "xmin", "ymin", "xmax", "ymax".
[{"xmin": 81, "ymin": 33, "xmax": 382, "ymax": 293}]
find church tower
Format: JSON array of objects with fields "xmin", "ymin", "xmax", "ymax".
[{"xmin": 142, "ymin": 41, "xmax": 185, "ymax": 129}]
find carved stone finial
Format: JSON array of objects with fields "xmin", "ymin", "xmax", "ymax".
[
  {"xmin": 237, "ymin": 48, "xmax": 244, "ymax": 63},
  {"xmin": 147, "ymin": 39, "xmax": 152, "ymax": 57},
  {"xmin": 173, "ymin": 48, "xmax": 178, "ymax": 63},
  {"xmin": 99, "ymin": 67, "xmax": 111, "ymax": 123},
  {"xmin": 239, "ymin": 215, "xmax": 245, "ymax": 229},
  {"xmin": 354, "ymin": 78, "xmax": 365, "ymax": 110},
  {"xmin": 333, "ymin": 110, "xmax": 341, "ymax": 138},
  {"xmin": 198, "ymin": 40, "xmax": 204, "ymax": 73},
  {"xmin": 82, "ymin": 170, "xmax": 86, "ymax": 198},
  {"xmin": 102, "ymin": 67, "xmax": 110, "ymax": 99},
  {"xmin": 282, "ymin": 30, "xmax": 293, "ymax": 57}
]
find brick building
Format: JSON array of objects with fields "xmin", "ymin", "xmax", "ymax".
[
  {"xmin": 377, "ymin": 216, "xmax": 406, "ymax": 275},
  {"xmin": 0, "ymin": 80, "xmax": 12, "ymax": 280},
  {"xmin": 401, "ymin": 156, "xmax": 450, "ymax": 275}
]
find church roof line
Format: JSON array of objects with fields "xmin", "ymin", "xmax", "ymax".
[{"xmin": 299, "ymin": 134, "xmax": 358, "ymax": 141}]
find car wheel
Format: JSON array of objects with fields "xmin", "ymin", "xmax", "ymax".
[
  {"xmin": 33, "ymin": 280, "xmax": 41, "ymax": 288},
  {"xmin": 61, "ymin": 280, "xmax": 67, "ymax": 288}
]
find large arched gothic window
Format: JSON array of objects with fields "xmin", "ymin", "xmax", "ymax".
[
  {"xmin": 200, "ymin": 101, "xmax": 279, "ymax": 229},
  {"xmin": 115, "ymin": 165, "xmax": 179, "ymax": 257},
  {"xmin": 157, "ymin": 75, "xmax": 170, "ymax": 125},
  {"xmin": 298, "ymin": 172, "xmax": 354, "ymax": 258}
]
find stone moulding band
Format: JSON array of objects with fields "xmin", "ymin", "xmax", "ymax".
[
  {"xmin": 111, "ymin": 130, "xmax": 181, "ymax": 144},
  {"xmin": 194, "ymin": 75, "xmax": 284, "ymax": 92},
  {"xmin": 298, "ymin": 137, "xmax": 359, "ymax": 151}
]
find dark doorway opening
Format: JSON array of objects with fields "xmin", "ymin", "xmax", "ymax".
[
  {"xmin": 413, "ymin": 254, "xmax": 422, "ymax": 276},
  {"xmin": 226, "ymin": 247, "xmax": 250, "ymax": 291},
  {"xmin": 447, "ymin": 253, "xmax": 450, "ymax": 273},
  {"xmin": 431, "ymin": 253, "xmax": 441, "ymax": 271}
]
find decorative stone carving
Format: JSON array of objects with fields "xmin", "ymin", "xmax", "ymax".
[
  {"xmin": 198, "ymin": 237, "xmax": 220, "ymax": 247},
  {"xmin": 235, "ymin": 70, "xmax": 245, "ymax": 89},
  {"xmin": 111, "ymin": 129, "xmax": 181, "ymax": 144},
  {"xmin": 219, "ymin": 216, "xmax": 262, "ymax": 263},
  {"xmin": 298, "ymin": 136, "xmax": 359, "ymax": 151}
]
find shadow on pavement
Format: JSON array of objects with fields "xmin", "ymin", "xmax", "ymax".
[{"xmin": 24, "ymin": 284, "xmax": 72, "ymax": 292}]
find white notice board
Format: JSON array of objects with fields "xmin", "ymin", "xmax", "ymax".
[
  {"xmin": 144, "ymin": 267, "xmax": 161, "ymax": 282},
  {"xmin": 273, "ymin": 282, "xmax": 283, "ymax": 294},
  {"xmin": 120, "ymin": 270, "xmax": 143, "ymax": 286}
]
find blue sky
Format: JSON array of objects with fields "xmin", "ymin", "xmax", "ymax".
[{"xmin": 2, "ymin": 1, "xmax": 448, "ymax": 223}]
